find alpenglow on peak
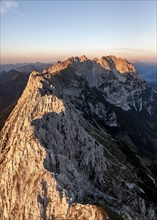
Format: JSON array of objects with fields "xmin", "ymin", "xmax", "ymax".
[{"xmin": 45, "ymin": 55, "xmax": 136, "ymax": 74}]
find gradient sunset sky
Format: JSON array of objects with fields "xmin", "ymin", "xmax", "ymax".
[{"xmin": 0, "ymin": 0, "xmax": 156, "ymax": 64}]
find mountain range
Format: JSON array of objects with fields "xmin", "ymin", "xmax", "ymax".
[
  {"xmin": 0, "ymin": 62, "xmax": 53, "ymax": 73},
  {"xmin": 133, "ymin": 62, "xmax": 157, "ymax": 91},
  {"xmin": 0, "ymin": 60, "xmax": 156, "ymax": 130},
  {"xmin": 0, "ymin": 55, "xmax": 157, "ymax": 219}
]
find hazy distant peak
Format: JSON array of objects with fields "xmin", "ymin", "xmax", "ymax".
[{"xmin": 0, "ymin": 62, "xmax": 52, "ymax": 73}]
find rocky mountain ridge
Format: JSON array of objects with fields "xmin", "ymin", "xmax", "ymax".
[
  {"xmin": 0, "ymin": 63, "xmax": 52, "ymax": 130},
  {"xmin": 0, "ymin": 55, "xmax": 157, "ymax": 220}
]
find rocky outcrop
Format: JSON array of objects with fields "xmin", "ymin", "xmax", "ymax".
[
  {"xmin": 0, "ymin": 56, "xmax": 157, "ymax": 220},
  {"xmin": 0, "ymin": 71, "xmax": 106, "ymax": 220},
  {"xmin": 0, "ymin": 63, "xmax": 52, "ymax": 131},
  {"xmin": 98, "ymin": 56, "xmax": 136, "ymax": 73}
]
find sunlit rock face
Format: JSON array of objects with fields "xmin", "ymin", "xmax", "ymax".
[
  {"xmin": 0, "ymin": 71, "xmax": 106, "ymax": 220},
  {"xmin": 0, "ymin": 56, "xmax": 157, "ymax": 220},
  {"xmin": 47, "ymin": 55, "xmax": 156, "ymax": 113},
  {"xmin": 98, "ymin": 56, "xmax": 136, "ymax": 73}
]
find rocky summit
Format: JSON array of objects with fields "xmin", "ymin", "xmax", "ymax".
[{"xmin": 0, "ymin": 55, "xmax": 157, "ymax": 220}]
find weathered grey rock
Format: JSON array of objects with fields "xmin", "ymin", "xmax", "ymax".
[{"xmin": 0, "ymin": 56, "xmax": 157, "ymax": 220}]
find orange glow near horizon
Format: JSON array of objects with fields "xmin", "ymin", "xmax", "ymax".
[
  {"xmin": 1, "ymin": 50, "xmax": 156, "ymax": 65},
  {"xmin": 1, "ymin": 1, "xmax": 156, "ymax": 66}
]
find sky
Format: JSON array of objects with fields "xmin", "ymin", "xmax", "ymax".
[{"xmin": 0, "ymin": 0, "xmax": 156, "ymax": 64}]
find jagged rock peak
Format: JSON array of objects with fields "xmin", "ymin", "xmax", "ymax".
[
  {"xmin": 45, "ymin": 55, "xmax": 136, "ymax": 75},
  {"xmin": 65, "ymin": 55, "xmax": 88, "ymax": 64},
  {"xmin": 79, "ymin": 55, "xmax": 88, "ymax": 62},
  {"xmin": 46, "ymin": 55, "xmax": 88, "ymax": 74},
  {"xmin": 98, "ymin": 55, "xmax": 136, "ymax": 73}
]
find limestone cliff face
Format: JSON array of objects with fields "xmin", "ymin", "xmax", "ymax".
[
  {"xmin": 0, "ymin": 71, "xmax": 106, "ymax": 220},
  {"xmin": 0, "ymin": 56, "xmax": 157, "ymax": 220}
]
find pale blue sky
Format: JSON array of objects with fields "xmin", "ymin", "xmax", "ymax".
[{"xmin": 0, "ymin": 0, "xmax": 156, "ymax": 64}]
